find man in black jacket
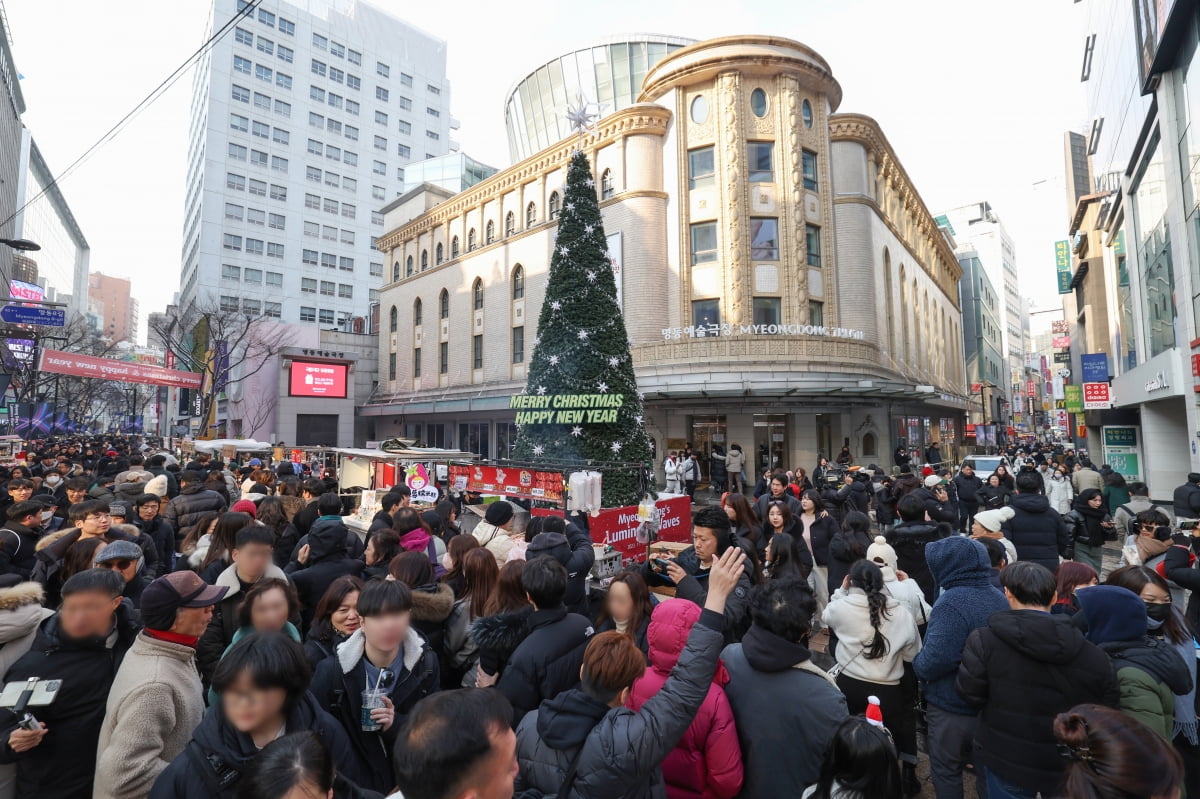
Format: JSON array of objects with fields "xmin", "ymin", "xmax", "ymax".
[
  {"xmin": 914, "ymin": 476, "xmax": 958, "ymax": 526},
  {"xmin": 957, "ymin": 562, "xmax": 1119, "ymax": 798},
  {"xmin": 368, "ymin": 489, "xmax": 409, "ymax": 534},
  {"xmin": 290, "ymin": 478, "xmax": 327, "ymax": 539},
  {"xmin": 498, "ymin": 556, "xmax": 594, "ymax": 727},
  {"xmin": 161, "ymin": 471, "xmax": 227, "ymax": 532},
  {"xmin": 529, "ymin": 517, "xmax": 596, "ymax": 617},
  {"xmin": 886, "ymin": 493, "xmax": 947, "ymax": 604},
  {"xmin": 1173, "ymin": 472, "xmax": 1200, "ymax": 520},
  {"xmin": 286, "ymin": 493, "xmax": 365, "ymax": 630},
  {"xmin": 953, "ymin": 464, "xmax": 983, "ymax": 534},
  {"xmin": 0, "ymin": 569, "xmax": 139, "ymax": 799},
  {"xmin": 0, "ymin": 501, "xmax": 44, "ymax": 579},
  {"xmin": 1000, "ymin": 471, "xmax": 1071, "ymax": 573}
]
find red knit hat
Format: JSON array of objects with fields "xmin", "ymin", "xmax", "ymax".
[
  {"xmin": 230, "ymin": 499, "xmax": 258, "ymax": 518},
  {"xmin": 865, "ymin": 696, "xmax": 885, "ymax": 727},
  {"xmin": 921, "ymin": 466, "xmax": 935, "ymax": 478}
]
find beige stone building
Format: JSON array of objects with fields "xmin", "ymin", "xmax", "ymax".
[{"xmin": 362, "ymin": 36, "xmax": 968, "ymax": 475}]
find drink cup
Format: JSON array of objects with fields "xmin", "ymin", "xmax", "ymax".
[{"xmin": 361, "ymin": 689, "xmax": 385, "ymax": 732}]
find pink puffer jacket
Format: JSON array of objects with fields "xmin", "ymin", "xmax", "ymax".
[{"xmin": 626, "ymin": 598, "xmax": 743, "ymax": 799}]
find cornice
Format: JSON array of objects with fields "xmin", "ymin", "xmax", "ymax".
[
  {"xmin": 830, "ymin": 113, "xmax": 962, "ymax": 287},
  {"xmin": 376, "ymin": 105, "xmax": 672, "ymax": 252}
]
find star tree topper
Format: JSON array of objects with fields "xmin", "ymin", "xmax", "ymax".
[{"xmin": 564, "ymin": 94, "xmax": 605, "ymax": 143}]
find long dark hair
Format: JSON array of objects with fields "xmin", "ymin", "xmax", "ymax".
[
  {"xmin": 1054, "ymin": 704, "xmax": 1182, "ymax": 799},
  {"xmin": 441, "ymin": 534, "xmax": 480, "ymax": 592},
  {"xmin": 202, "ymin": 512, "xmax": 253, "ymax": 571},
  {"xmin": 801, "ymin": 489, "xmax": 827, "ymax": 514},
  {"xmin": 366, "ymin": 530, "xmax": 402, "ymax": 567},
  {"xmin": 764, "ymin": 500, "xmax": 795, "ymax": 533},
  {"xmin": 1105, "ymin": 565, "xmax": 1191, "ymax": 643},
  {"xmin": 849, "ymin": 560, "xmax": 891, "ymax": 659},
  {"xmin": 598, "ymin": 570, "xmax": 652, "ymax": 637},
  {"xmin": 766, "ymin": 532, "xmax": 808, "ymax": 581},
  {"xmin": 461, "ymin": 548, "xmax": 499, "ymax": 618},
  {"xmin": 255, "ymin": 496, "xmax": 290, "ymax": 533},
  {"xmin": 809, "ymin": 716, "xmax": 901, "ymax": 799},
  {"xmin": 180, "ymin": 511, "xmax": 220, "ymax": 556},
  {"xmin": 725, "ymin": 492, "xmax": 760, "ymax": 533},
  {"xmin": 308, "ymin": 575, "xmax": 363, "ymax": 641},
  {"xmin": 838, "ymin": 511, "xmax": 872, "ymax": 561},
  {"xmin": 485, "ymin": 560, "xmax": 528, "ymax": 615}
]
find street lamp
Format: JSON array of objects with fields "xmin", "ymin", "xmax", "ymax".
[{"xmin": 0, "ymin": 239, "xmax": 40, "ymax": 252}]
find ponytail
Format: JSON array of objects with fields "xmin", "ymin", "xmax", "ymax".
[{"xmin": 849, "ymin": 559, "xmax": 891, "ymax": 659}]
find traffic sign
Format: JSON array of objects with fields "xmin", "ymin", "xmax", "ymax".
[{"xmin": 0, "ymin": 305, "xmax": 65, "ymax": 326}]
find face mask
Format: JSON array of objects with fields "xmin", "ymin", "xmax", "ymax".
[
  {"xmin": 39, "ymin": 510, "xmax": 53, "ymax": 523},
  {"xmin": 1146, "ymin": 601, "xmax": 1172, "ymax": 624},
  {"xmin": 45, "ymin": 476, "xmax": 60, "ymax": 487}
]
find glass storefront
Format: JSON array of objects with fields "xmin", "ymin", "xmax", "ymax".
[
  {"xmin": 753, "ymin": 414, "xmax": 787, "ymax": 472},
  {"xmin": 690, "ymin": 415, "xmax": 726, "ymax": 482},
  {"xmin": 1132, "ymin": 132, "xmax": 1178, "ymax": 358}
]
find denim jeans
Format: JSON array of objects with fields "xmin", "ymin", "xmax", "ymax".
[{"xmin": 984, "ymin": 768, "xmax": 1037, "ymax": 799}]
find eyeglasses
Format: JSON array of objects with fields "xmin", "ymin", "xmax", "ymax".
[
  {"xmin": 101, "ymin": 559, "xmax": 134, "ymax": 571},
  {"xmin": 85, "ymin": 513, "xmax": 111, "ymax": 521}
]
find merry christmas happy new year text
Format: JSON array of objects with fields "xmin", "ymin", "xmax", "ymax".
[{"xmin": 510, "ymin": 393, "xmax": 624, "ymax": 425}]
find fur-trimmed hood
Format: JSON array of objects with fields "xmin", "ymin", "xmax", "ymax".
[
  {"xmin": 469, "ymin": 606, "xmax": 533, "ymax": 653},
  {"xmin": 410, "ymin": 583, "xmax": 454, "ymax": 624},
  {"xmin": 0, "ymin": 581, "xmax": 44, "ymax": 612},
  {"xmin": 213, "ymin": 561, "xmax": 288, "ymax": 601},
  {"xmin": 334, "ymin": 626, "xmax": 426, "ymax": 675},
  {"xmin": 35, "ymin": 529, "xmax": 72, "ymax": 553}
]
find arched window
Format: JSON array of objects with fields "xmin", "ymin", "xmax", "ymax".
[
  {"xmin": 451, "ymin": 235, "xmax": 460, "ymax": 258},
  {"xmin": 862, "ymin": 432, "xmax": 877, "ymax": 458},
  {"xmin": 512, "ymin": 264, "xmax": 525, "ymax": 300},
  {"xmin": 413, "ymin": 298, "xmax": 423, "ymax": 326},
  {"xmin": 435, "ymin": 242, "xmax": 444, "ymax": 264},
  {"xmin": 420, "ymin": 250, "xmax": 428, "ymax": 271},
  {"xmin": 505, "ymin": 211, "xmax": 515, "ymax": 237},
  {"xmin": 526, "ymin": 201, "xmax": 536, "ymax": 227},
  {"xmin": 468, "ymin": 228, "xmax": 477, "ymax": 251},
  {"xmin": 405, "ymin": 255, "xmax": 414, "ymax": 277},
  {"xmin": 439, "ymin": 288, "xmax": 449, "ymax": 320},
  {"xmin": 548, "ymin": 191, "xmax": 560, "ymax": 219},
  {"xmin": 392, "ymin": 261, "xmax": 400, "ymax": 281},
  {"xmin": 600, "ymin": 169, "xmax": 614, "ymax": 199},
  {"xmin": 473, "ymin": 278, "xmax": 484, "ymax": 310},
  {"xmin": 485, "ymin": 220, "xmax": 495, "ymax": 244},
  {"xmin": 389, "ymin": 305, "xmax": 398, "ymax": 332}
]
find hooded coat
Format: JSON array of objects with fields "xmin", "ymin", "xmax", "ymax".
[
  {"xmin": 625, "ymin": 600, "xmax": 743, "ymax": 799},
  {"xmin": 884, "ymin": 520, "xmax": 946, "ymax": 605},
  {"xmin": 1046, "ymin": 473, "xmax": 1074, "ymax": 515},
  {"xmin": 149, "ymin": 693, "xmax": 365, "ymax": 799},
  {"xmin": 408, "ymin": 583, "xmax": 455, "ymax": 680},
  {"xmin": 309, "ymin": 627, "xmax": 439, "ymax": 794},
  {"xmin": 720, "ymin": 625, "xmax": 848, "ymax": 796},
  {"xmin": 196, "ymin": 561, "xmax": 291, "ymax": 685},
  {"xmin": 470, "ymin": 606, "xmax": 533, "ymax": 680},
  {"xmin": 1000, "ymin": 492, "xmax": 1071, "ymax": 573},
  {"xmin": 1076, "ymin": 585, "xmax": 1193, "ymax": 740},
  {"xmin": 912, "ymin": 537, "xmax": 1008, "ymax": 715},
  {"xmin": 287, "ymin": 517, "xmax": 364, "ymax": 630},
  {"xmin": 527, "ymin": 523, "xmax": 596, "ymax": 616},
  {"xmin": 497, "ymin": 607, "xmax": 595, "ymax": 728},
  {"xmin": 0, "ymin": 604, "xmax": 139, "ymax": 799},
  {"xmin": 513, "ymin": 608, "xmax": 727, "ymax": 799},
  {"xmin": 956, "ymin": 610, "xmax": 1120, "ymax": 794}
]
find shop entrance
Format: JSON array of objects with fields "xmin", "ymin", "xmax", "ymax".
[
  {"xmin": 816, "ymin": 414, "xmax": 834, "ymax": 462},
  {"xmin": 690, "ymin": 416, "xmax": 727, "ymax": 483},
  {"xmin": 753, "ymin": 414, "xmax": 787, "ymax": 473}
]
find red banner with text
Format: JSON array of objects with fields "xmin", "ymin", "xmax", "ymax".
[
  {"xmin": 37, "ymin": 348, "xmax": 203, "ymax": 389},
  {"xmin": 588, "ymin": 495, "xmax": 692, "ymax": 563},
  {"xmin": 448, "ymin": 464, "xmax": 565, "ymax": 505}
]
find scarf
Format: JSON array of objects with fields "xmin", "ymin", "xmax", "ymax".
[
  {"xmin": 1167, "ymin": 622, "xmax": 1200, "ymax": 745},
  {"xmin": 144, "ymin": 628, "xmax": 200, "ymax": 648},
  {"xmin": 1136, "ymin": 535, "xmax": 1172, "ymax": 565}
]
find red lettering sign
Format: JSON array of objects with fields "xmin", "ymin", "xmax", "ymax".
[
  {"xmin": 588, "ymin": 495, "xmax": 692, "ymax": 564},
  {"xmin": 36, "ymin": 348, "xmax": 203, "ymax": 389},
  {"xmin": 448, "ymin": 464, "xmax": 565, "ymax": 505}
]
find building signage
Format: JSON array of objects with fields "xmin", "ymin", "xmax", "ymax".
[
  {"xmin": 1055, "ymin": 240, "xmax": 1073, "ymax": 294},
  {"xmin": 1102, "ymin": 425, "xmax": 1141, "ymax": 481},
  {"xmin": 1052, "ymin": 375, "xmax": 1065, "ymax": 400},
  {"xmin": 509, "ymin": 393, "xmax": 623, "ymax": 425},
  {"xmin": 1083, "ymin": 381, "xmax": 1112, "ymax": 409},
  {"xmin": 447, "ymin": 464, "xmax": 565, "ymax": 504},
  {"xmin": 1053, "ymin": 351, "xmax": 1071, "ymax": 364},
  {"xmin": 588, "ymin": 494, "xmax": 692, "ymax": 563},
  {"xmin": 0, "ymin": 305, "xmax": 65, "ymax": 327},
  {"xmin": 404, "ymin": 463, "xmax": 440, "ymax": 504},
  {"xmin": 1145, "ymin": 370, "xmax": 1170, "ymax": 393},
  {"xmin": 36, "ymin": 348, "xmax": 203, "ymax": 389},
  {"xmin": 1055, "ymin": 409, "xmax": 1070, "ymax": 428},
  {"xmin": 662, "ymin": 324, "xmax": 865, "ymax": 341},
  {"xmin": 288, "ymin": 362, "xmax": 348, "ymax": 398},
  {"xmin": 1064, "ymin": 384, "xmax": 1085, "ymax": 413},
  {"xmin": 1051, "ymin": 319, "xmax": 1070, "ymax": 334},
  {"xmin": 1080, "ymin": 353, "xmax": 1109, "ymax": 383},
  {"xmin": 1052, "ymin": 335, "xmax": 1071, "ymax": 348},
  {"xmin": 1026, "ymin": 380, "xmax": 1036, "ymax": 398},
  {"xmin": 1103, "ymin": 426, "xmax": 1138, "ymax": 447}
]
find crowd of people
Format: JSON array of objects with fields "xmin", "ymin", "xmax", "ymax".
[{"xmin": 0, "ymin": 437, "xmax": 1191, "ymax": 799}]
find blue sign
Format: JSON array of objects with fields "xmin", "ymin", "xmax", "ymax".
[
  {"xmin": 1080, "ymin": 353, "xmax": 1109, "ymax": 383},
  {"xmin": 0, "ymin": 305, "xmax": 65, "ymax": 327}
]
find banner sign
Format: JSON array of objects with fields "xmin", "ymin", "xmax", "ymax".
[
  {"xmin": 1053, "ymin": 351, "xmax": 1071, "ymax": 363},
  {"xmin": 1055, "ymin": 240, "xmax": 1073, "ymax": 294},
  {"xmin": 1051, "ymin": 319, "xmax": 1069, "ymax": 334},
  {"xmin": 37, "ymin": 348, "xmax": 204, "ymax": 389},
  {"xmin": 1052, "ymin": 336, "xmax": 1071, "ymax": 349},
  {"xmin": 510, "ymin": 394, "xmax": 623, "ymax": 425},
  {"xmin": 1064, "ymin": 384, "xmax": 1085, "ymax": 414},
  {"xmin": 404, "ymin": 464, "xmax": 439, "ymax": 504},
  {"xmin": 588, "ymin": 494, "xmax": 692, "ymax": 563},
  {"xmin": 1083, "ymin": 381, "xmax": 1112, "ymax": 409},
  {"xmin": 448, "ymin": 464, "xmax": 565, "ymax": 505},
  {"xmin": 1080, "ymin": 353, "xmax": 1109, "ymax": 383}
]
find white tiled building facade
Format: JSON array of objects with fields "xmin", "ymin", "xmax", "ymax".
[
  {"xmin": 178, "ymin": 0, "xmax": 454, "ymax": 325},
  {"xmin": 364, "ymin": 37, "xmax": 968, "ymax": 471}
]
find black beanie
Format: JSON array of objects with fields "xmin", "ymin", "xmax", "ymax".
[{"xmin": 484, "ymin": 501, "xmax": 515, "ymax": 525}]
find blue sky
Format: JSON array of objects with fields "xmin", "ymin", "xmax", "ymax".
[{"xmin": 7, "ymin": 0, "xmax": 1083, "ymax": 341}]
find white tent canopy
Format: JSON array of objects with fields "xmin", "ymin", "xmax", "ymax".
[{"xmin": 190, "ymin": 438, "xmax": 275, "ymax": 453}]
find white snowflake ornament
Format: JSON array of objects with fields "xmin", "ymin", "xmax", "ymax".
[
  {"xmin": 607, "ymin": 356, "xmax": 619, "ymax": 367},
  {"xmin": 548, "ymin": 354, "xmax": 560, "ymax": 365},
  {"xmin": 610, "ymin": 441, "xmax": 622, "ymax": 453},
  {"xmin": 597, "ymin": 381, "xmax": 608, "ymax": 393},
  {"xmin": 571, "ymin": 426, "xmax": 583, "ymax": 437},
  {"xmin": 550, "ymin": 300, "xmax": 561, "ymax": 311},
  {"xmin": 577, "ymin": 330, "xmax": 589, "ymax": 341},
  {"xmin": 558, "ymin": 245, "xmax": 569, "ymax": 257},
  {"xmin": 536, "ymin": 385, "xmax": 547, "ymax": 395},
  {"xmin": 532, "ymin": 444, "xmax": 544, "ymax": 456}
]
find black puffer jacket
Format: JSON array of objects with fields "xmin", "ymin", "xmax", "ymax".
[
  {"xmin": 1173, "ymin": 481, "xmax": 1200, "ymax": 519},
  {"xmin": 0, "ymin": 521, "xmax": 41, "ymax": 579},
  {"xmin": 976, "ymin": 484, "xmax": 1011, "ymax": 510},
  {"xmin": 801, "ymin": 514, "xmax": 839, "ymax": 567},
  {"xmin": 953, "ymin": 472, "xmax": 983, "ymax": 509},
  {"xmin": 913, "ymin": 487, "xmax": 957, "ymax": 525},
  {"xmin": 149, "ymin": 693, "xmax": 367, "ymax": 799},
  {"xmin": 286, "ymin": 518, "xmax": 365, "ymax": 630},
  {"xmin": 885, "ymin": 521, "xmax": 947, "ymax": 604},
  {"xmin": 957, "ymin": 609, "xmax": 1120, "ymax": 794},
  {"xmin": 643, "ymin": 546, "xmax": 752, "ymax": 644},
  {"xmin": 513, "ymin": 608, "xmax": 726, "ymax": 799},
  {"xmin": 471, "ymin": 605, "xmax": 533, "ymax": 678},
  {"xmin": 1000, "ymin": 493, "xmax": 1071, "ymax": 573},
  {"xmin": 162, "ymin": 484, "xmax": 228, "ymax": 532},
  {"xmin": 0, "ymin": 604, "xmax": 139, "ymax": 799},
  {"xmin": 497, "ymin": 607, "xmax": 595, "ymax": 728}
]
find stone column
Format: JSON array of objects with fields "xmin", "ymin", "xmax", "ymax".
[{"xmin": 717, "ymin": 71, "xmax": 746, "ymax": 326}]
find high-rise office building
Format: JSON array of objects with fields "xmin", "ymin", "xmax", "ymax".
[
  {"xmin": 88, "ymin": 272, "xmax": 138, "ymax": 343},
  {"xmin": 177, "ymin": 0, "xmax": 454, "ymax": 327}
]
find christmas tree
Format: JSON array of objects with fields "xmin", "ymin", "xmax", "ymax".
[{"xmin": 513, "ymin": 149, "xmax": 652, "ymax": 507}]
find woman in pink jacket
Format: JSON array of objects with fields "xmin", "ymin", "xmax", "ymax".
[{"xmin": 626, "ymin": 598, "xmax": 744, "ymax": 799}]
